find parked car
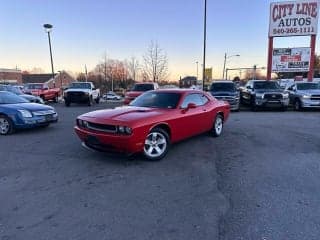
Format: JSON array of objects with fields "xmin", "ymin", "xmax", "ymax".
[
  {"xmin": 103, "ymin": 91, "xmax": 122, "ymax": 101},
  {"xmin": 74, "ymin": 89, "xmax": 230, "ymax": 160},
  {"xmin": 0, "ymin": 91, "xmax": 58, "ymax": 135},
  {"xmin": 285, "ymin": 82, "xmax": 320, "ymax": 110},
  {"xmin": 124, "ymin": 82, "xmax": 159, "ymax": 104},
  {"xmin": 24, "ymin": 83, "xmax": 60, "ymax": 102},
  {"xmin": 64, "ymin": 82, "xmax": 100, "ymax": 107},
  {"xmin": 0, "ymin": 85, "xmax": 44, "ymax": 104},
  {"xmin": 209, "ymin": 81, "xmax": 240, "ymax": 111},
  {"xmin": 240, "ymin": 80, "xmax": 289, "ymax": 111}
]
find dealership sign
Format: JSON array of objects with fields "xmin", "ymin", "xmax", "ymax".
[
  {"xmin": 269, "ymin": 1, "xmax": 320, "ymax": 37},
  {"xmin": 272, "ymin": 47, "xmax": 311, "ymax": 72}
]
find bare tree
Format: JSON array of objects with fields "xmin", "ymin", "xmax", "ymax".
[
  {"xmin": 127, "ymin": 57, "xmax": 139, "ymax": 81},
  {"xmin": 143, "ymin": 41, "xmax": 168, "ymax": 82}
]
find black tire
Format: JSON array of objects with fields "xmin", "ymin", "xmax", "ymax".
[
  {"xmin": 65, "ymin": 100, "xmax": 70, "ymax": 107},
  {"xmin": 211, "ymin": 114, "xmax": 224, "ymax": 137},
  {"xmin": 0, "ymin": 115, "xmax": 14, "ymax": 135},
  {"xmin": 40, "ymin": 123, "xmax": 50, "ymax": 128},
  {"xmin": 88, "ymin": 96, "xmax": 93, "ymax": 106},
  {"xmin": 294, "ymin": 99, "xmax": 302, "ymax": 111},
  {"xmin": 143, "ymin": 128, "xmax": 170, "ymax": 161},
  {"xmin": 281, "ymin": 106, "xmax": 288, "ymax": 111},
  {"xmin": 95, "ymin": 96, "xmax": 100, "ymax": 104},
  {"xmin": 53, "ymin": 94, "xmax": 58, "ymax": 103}
]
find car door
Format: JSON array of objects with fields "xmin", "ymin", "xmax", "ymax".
[
  {"xmin": 174, "ymin": 93, "xmax": 209, "ymax": 140},
  {"xmin": 286, "ymin": 84, "xmax": 296, "ymax": 104},
  {"xmin": 241, "ymin": 81, "xmax": 253, "ymax": 104}
]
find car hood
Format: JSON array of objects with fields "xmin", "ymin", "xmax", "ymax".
[
  {"xmin": 297, "ymin": 89, "xmax": 320, "ymax": 95},
  {"xmin": 65, "ymin": 89, "xmax": 91, "ymax": 93},
  {"xmin": 125, "ymin": 91, "xmax": 144, "ymax": 98},
  {"xmin": 3, "ymin": 103, "xmax": 54, "ymax": 111},
  {"xmin": 210, "ymin": 91, "xmax": 238, "ymax": 97},
  {"xmin": 255, "ymin": 89, "xmax": 283, "ymax": 93},
  {"xmin": 80, "ymin": 106, "xmax": 166, "ymax": 124}
]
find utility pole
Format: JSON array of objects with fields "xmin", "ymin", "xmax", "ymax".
[{"xmin": 202, "ymin": 0, "xmax": 207, "ymax": 91}]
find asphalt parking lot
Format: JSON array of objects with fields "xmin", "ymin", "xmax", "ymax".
[{"xmin": 0, "ymin": 102, "xmax": 319, "ymax": 240}]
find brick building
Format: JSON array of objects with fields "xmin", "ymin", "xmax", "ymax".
[
  {"xmin": 0, "ymin": 68, "xmax": 23, "ymax": 84},
  {"xmin": 22, "ymin": 71, "xmax": 75, "ymax": 88}
]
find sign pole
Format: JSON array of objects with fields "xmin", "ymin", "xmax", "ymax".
[
  {"xmin": 308, "ymin": 35, "xmax": 316, "ymax": 82},
  {"xmin": 267, "ymin": 37, "xmax": 273, "ymax": 80}
]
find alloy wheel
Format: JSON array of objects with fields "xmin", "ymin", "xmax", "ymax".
[{"xmin": 144, "ymin": 131, "xmax": 168, "ymax": 160}]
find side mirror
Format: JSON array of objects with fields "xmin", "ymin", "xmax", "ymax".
[{"xmin": 187, "ymin": 103, "xmax": 197, "ymax": 109}]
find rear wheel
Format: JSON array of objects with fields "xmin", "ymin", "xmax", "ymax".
[
  {"xmin": 65, "ymin": 100, "xmax": 70, "ymax": 107},
  {"xmin": 143, "ymin": 128, "xmax": 170, "ymax": 161},
  {"xmin": 0, "ymin": 115, "xmax": 14, "ymax": 135},
  {"xmin": 211, "ymin": 114, "xmax": 223, "ymax": 137},
  {"xmin": 53, "ymin": 94, "xmax": 58, "ymax": 103},
  {"xmin": 294, "ymin": 99, "xmax": 302, "ymax": 111}
]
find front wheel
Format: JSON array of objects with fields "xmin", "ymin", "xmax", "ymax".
[
  {"xmin": 95, "ymin": 96, "xmax": 100, "ymax": 104},
  {"xmin": 294, "ymin": 99, "xmax": 302, "ymax": 111},
  {"xmin": 211, "ymin": 114, "xmax": 223, "ymax": 137},
  {"xmin": 88, "ymin": 96, "xmax": 93, "ymax": 106},
  {"xmin": 0, "ymin": 115, "xmax": 14, "ymax": 135},
  {"xmin": 143, "ymin": 128, "xmax": 170, "ymax": 161},
  {"xmin": 53, "ymin": 94, "xmax": 58, "ymax": 103}
]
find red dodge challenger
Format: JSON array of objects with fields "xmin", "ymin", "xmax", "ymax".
[{"xmin": 74, "ymin": 89, "xmax": 230, "ymax": 160}]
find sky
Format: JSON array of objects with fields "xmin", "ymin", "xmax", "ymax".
[{"xmin": 0, "ymin": 0, "xmax": 318, "ymax": 80}]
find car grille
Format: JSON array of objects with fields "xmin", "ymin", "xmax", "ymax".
[
  {"xmin": 264, "ymin": 93, "xmax": 283, "ymax": 100},
  {"xmin": 87, "ymin": 122, "xmax": 117, "ymax": 133},
  {"xmin": 33, "ymin": 110, "xmax": 56, "ymax": 116},
  {"xmin": 311, "ymin": 95, "xmax": 320, "ymax": 100},
  {"xmin": 67, "ymin": 92, "xmax": 87, "ymax": 101},
  {"xmin": 214, "ymin": 96, "xmax": 238, "ymax": 104}
]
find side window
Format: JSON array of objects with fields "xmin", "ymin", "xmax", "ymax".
[
  {"xmin": 180, "ymin": 94, "xmax": 204, "ymax": 108},
  {"xmin": 200, "ymin": 94, "xmax": 209, "ymax": 105}
]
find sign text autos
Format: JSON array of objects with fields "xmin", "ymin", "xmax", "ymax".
[{"xmin": 269, "ymin": 1, "xmax": 319, "ymax": 37}]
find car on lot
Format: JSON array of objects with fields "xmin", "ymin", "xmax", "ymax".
[
  {"xmin": 74, "ymin": 89, "xmax": 230, "ymax": 160},
  {"xmin": 103, "ymin": 91, "xmax": 122, "ymax": 101},
  {"xmin": 0, "ymin": 91, "xmax": 58, "ymax": 135},
  {"xmin": 124, "ymin": 82, "xmax": 159, "ymax": 104},
  {"xmin": 64, "ymin": 82, "xmax": 100, "ymax": 106},
  {"xmin": 240, "ymin": 80, "xmax": 289, "ymax": 111},
  {"xmin": 285, "ymin": 81, "xmax": 320, "ymax": 110},
  {"xmin": 209, "ymin": 81, "xmax": 240, "ymax": 111},
  {"xmin": 24, "ymin": 83, "xmax": 60, "ymax": 102},
  {"xmin": 0, "ymin": 84, "xmax": 44, "ymax": 104}
]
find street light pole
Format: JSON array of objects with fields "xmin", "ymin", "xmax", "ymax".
[
  {"xmin": 43, "ymin": 24, "xmax": 55, "ymax": 87},
  {"xmin": 222, "ymin": 53, "xmax": 240, "ymax": 80},
  {"xmin": 202, "ymin": 0, "xmax": 207, "ymax": 91},
  {"xmin": 196, "ymin": 61, "xmax": 199, "ymax": 80}
]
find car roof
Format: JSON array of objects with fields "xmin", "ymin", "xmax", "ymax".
[
  {"xmin": 211, "ymin": 81, "xmax": 235, "ymax": 84},
  {"xmin": 151, "ymin": 89, "xmax": 205, "ymax": 94}
]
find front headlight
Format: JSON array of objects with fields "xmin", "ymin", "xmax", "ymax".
[
  {"xmin": 255, "ymin": 93, "xmax": 264, "ymax": 98},
  {"xmin": 282, "ymin": 93, "xmax": 289, "ymax": 98},
  {"xmin": 117, "ymin": 126, "xmax": 132, "ymax": 135},
  {"xmin": 303, "ymin": 95, "xmax": 311, "ymax": 99},
  {"xmin": 18, "ymin": 110, "xmax": 33, "ymax": 118}
]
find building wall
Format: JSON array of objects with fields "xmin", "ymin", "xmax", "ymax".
[
  {"xmin": 0, "ymin": 69, "xmax": 22, "ymax": 84},
  {"xmin": 47, "ymin": 71, "xmax": 75, "ymax": 89}
]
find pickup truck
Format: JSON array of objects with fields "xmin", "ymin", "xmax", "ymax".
[
  {"xmin": 124, "ymin": 82, "xmax": 159, "ymax": 104},
  {"xmin": 240, "ymin": 80, "xmax": 289, "ymax": 111},
  {"xmin": 64, "ymin": 82, "xmax": 100, "ymax": 107},
  {"xmin": 24, "ymin": 83, "xmax": 60, "ymax": 102},
  {"xmin": 285, "ymin": 81, "xmax": 320, "ymax": 110}
]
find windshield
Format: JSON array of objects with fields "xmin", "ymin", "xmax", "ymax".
[
  {"xmin": 130, "ymin": 92, "xmax": 181, "ymax": 109},
  {"xmin": 210, "ymin": 83, "xmax": 236, "ymax": 92},
  {"xmin": 26, "ymin": 84, "xmax": 43, "ymax": 90},
  {"xmin": 0, "ymin": 85, "xmax": 22, "ymax": 95},
  {"xmin": 296, "ymin": 83, "xmax": 320, "ymax": 90},
  {"xmin": 131, "ymin": 84, "xmax": 154, "ymax": 92},
  {"xmin": 69, "ymin": 82, "xmax": 91, "ymax": 89},
  {"xmin": 254, "ymin": 81, "xmax": 280, "ymax": 90},
  {"xmin": 0, "ymin": 91, "xmax": 29, "ymax": 104}
]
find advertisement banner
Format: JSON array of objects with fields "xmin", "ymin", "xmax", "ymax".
[
  {"xmin": 269, "ymin": 1, "xmax": 320, "ymax": 37},
  {"xmin": 272, "ymin": 47, "xmax": 311, "ymax": 72}
]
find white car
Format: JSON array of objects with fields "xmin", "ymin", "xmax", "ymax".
[{"xmin": 103, "ymin": 92, "xmax": 122, "ymax": 100}]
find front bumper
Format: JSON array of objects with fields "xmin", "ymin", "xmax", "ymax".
[
  {"xmin": 255, "ymin": 98, "xmax": 289, "ymax": 108},
  {"xmin": 14, "ymin": 113, "xmax": 58, "ymax": 129},
  {"xmin": 215, "ymin": 97, "xmax": 239, "ymax": 110},
  {"xmin": 301, "ymin": 99, "xmax": 320, "ymax": 108},
  {"xmin": 74, "ymin": 126, "xmax": 142, "ymax": 154}
]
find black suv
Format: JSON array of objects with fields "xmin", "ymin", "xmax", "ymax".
[
  {"xmin": 209, "ymin": 81, "xmax": 240, "ymax": 111},
  {"xmin": 240, "ymin": 80, "xmax": 289, "ymax": 111}
]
